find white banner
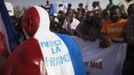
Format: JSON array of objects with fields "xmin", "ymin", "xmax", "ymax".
[{"xmin": 72, "ymin": 36, "xmax": 127, "ymax": 75}]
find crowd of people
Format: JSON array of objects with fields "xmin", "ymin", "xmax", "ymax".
[
  {"xmin": 10, "ymin": 0, "xmax": 133, "ymax": 46},
  {"xmin": 0, "ymin": 0, "xmax": 134, "ymax": 75}
]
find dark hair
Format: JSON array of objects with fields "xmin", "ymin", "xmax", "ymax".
[
  {"xmin": 127, "ymin": 0, "xmax": 132, "ymax": 2},
  {"xmin": 59, "ymin": 4, "xmax": 63, "ymax": 7},
  {"xmin": 46, "ymin": 0, "xmax": 49, "ymax": 4},
  {"xmin": 127, "ymin": 3, "xmax": 134, "ymax": 15},
  {"xmin": 68, "ymin": 3, "xmax": 72, "ymax": 8},
  {"xmin": 79, "ymin": 3, "xmax": 83, "ymax": 8},
  {"xmin": 58, "ymin": 10, "xmax": 64, "ymax": 14},
  {"xmin": 92, "ymin": 1, "xmax": 100, "ymax": 7}
]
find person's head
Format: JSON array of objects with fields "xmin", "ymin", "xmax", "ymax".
[
  {"xmin": 68, "ymin": 3, "xmax": 72, "ymax": 8},
  {"xmin": 66, "ymin": 9, "xmax": 75, "ymax": 17},
  {"xmin": 102, "ymin": 9, "xmax": 110, "ymax": 20},
  {"xmin": 23, "ymin": 6, "xmax": 50, "ymax": 38},
  {"xmin": 58, "ymin": 11, "xmax": 65, "ymax": 18},
  {"xmin": 59, "ymin": 4, "xmax": 63, "ymax": 7},
  {"xmin": 76, "ymin": 10, "xmax": 84, "ymax": 22},
  {"xmin": 66, "ymin": 9, "xmax": 75, "ymax": 22},
  {"xmin": 127, "ymin": 4, "xmax": 134, "ymax": 15},
  {"xmin": 110, "ymin": 6, "xmax": 121, "ymax": 22},
  {"xmin": 126, "ymin": 0, "xmax": 132, "ymax": 2},
  {"xmin": 85, "ymin": 11, "xmax": 94, "ymax": 23},
  {"xmin": 92, "ymin": 1, "xmax": 100, "ymax": 8},
  {"xmin": 78, "ymin": 3, "xmax": 83, "ymax": 8},
  {"xmin": 92, "ymin": 10, "xmax": 102, "ymax": 26},
  {"xmin": 46, "ymin": 0, "xmax": 49, "ymax": 5},
  {"xmin": 57, "ymin": 11, "xmax": 65, "ymax": 24},
  {"xmin": 92, "ymin": 2, "xmax": 96, "ymax": 8}
]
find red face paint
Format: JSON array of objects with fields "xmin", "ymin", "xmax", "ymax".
[{"xmin": 23, "ymin": 7, "xmax": 40, "ymax": 37}]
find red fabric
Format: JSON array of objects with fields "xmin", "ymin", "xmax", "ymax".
[
  {"xmin": 2, "ymin": 38, "xmax": 47, "ymax": 75},
  {"xmin": 23, "ymin": 7, "xmax": 40, "ymax": 37},
  {"xmin": 0, "ymin": 32, "xmax": 9, "ymax": 57},
  {"xmin": 101, "ymin": 19, "xmax": 127, "ymax": 39}
]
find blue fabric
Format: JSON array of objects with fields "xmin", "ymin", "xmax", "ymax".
[
  {"xmin": 0, "ymin": 0, "xmax": 18, "ymax": 52},
  {"xmin": 57, "ymin": 34, "xmax": 87, "ymax": 75}
]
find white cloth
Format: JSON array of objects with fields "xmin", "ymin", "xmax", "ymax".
[
  {"xmin": 62, "ymin": 18, "xmax": 80, "ymax": 30},
  {"xmin": 34, "ymin": 6, "xmax": 75, "ymax": 75},
  {"xmin": 72, "ymin": 36, "xmax": 127, "ymax": 75}
]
